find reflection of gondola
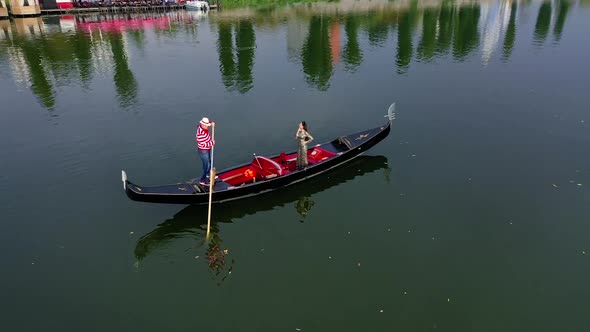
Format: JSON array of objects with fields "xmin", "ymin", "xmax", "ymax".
[{"xmin": 134, "ymin": 155, "xmax": 390, "ymax": 261}]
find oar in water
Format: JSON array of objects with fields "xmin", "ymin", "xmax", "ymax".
[{"xmin": 206, "ymin": 124, "xmax": 215, "ymax": 240}]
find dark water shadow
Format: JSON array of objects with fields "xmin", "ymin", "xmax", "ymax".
[{"xmin": 134, "ymin": 155, "xmax": 391, "ymax": 264}]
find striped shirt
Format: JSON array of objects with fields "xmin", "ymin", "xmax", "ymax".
[{"xmin": 196, "ymin": 125, "xmax": 213, "ymax": 150}]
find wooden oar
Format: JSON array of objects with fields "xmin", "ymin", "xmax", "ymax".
[{"xmin": 206, "ymin": 124, "xmax": 215, "ymax": 240}]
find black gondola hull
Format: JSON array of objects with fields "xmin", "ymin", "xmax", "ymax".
[{"xmin": 123, "ymin": 119, "xmax": 391, "ymax": 205}]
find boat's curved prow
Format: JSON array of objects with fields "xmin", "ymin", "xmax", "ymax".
[
  {"xmin": 385, "ymin": 102, "xmax": 396, "ymax": 122},
  {"xmin": 122, "ymin": 170, "xmax": 128, "ymax": 190}
]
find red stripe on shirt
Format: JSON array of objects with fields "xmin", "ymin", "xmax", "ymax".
[{"xmin": 196, "ymin": 126, "xmax": 213, "ymax": 150}]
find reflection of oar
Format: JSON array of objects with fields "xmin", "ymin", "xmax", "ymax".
[{"xmin": 206, "ymin": 124, "xmax": 216, "ymax": 240}]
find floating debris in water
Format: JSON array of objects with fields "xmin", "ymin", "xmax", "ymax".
[
  {"xmin": 447, "ymin": 298, "xmax": 450, "ymax": 302},
  {"xmin": 379, "ymin": 309, "xmax": 384, "ymax": 313},
  {"xmin": 582, "ymin": 251, "xmax": 587, "ymax": 255},
  {"xmin": 329, "ymin": 256, "xmax": 332, "ymax": 259},
  {"xmin": 296, "ymin": 328, "xmax": 302, "ymax": 331},
  {"xmin": 223, "ymin": 249, "xmax": 229, "ymax": 254},
  {"xmin": 129, "ymin": 231, "xmax": 134, "ymax": 235},
  {"xmin": 388, "ymin": 228, "xmax": 391, "ymax": 232},
  {"xmin": 403, "ymin": 291, "xmax": 407, "ymax": 295},
  {"xmin": 577, "ymin": 184, "xmax": 583, "ymax": 186},
  {"xmin": 357, "ymin": 261, "xmax": 361, "ymax": 267},
  {"xmin": 552, "ymin": 184, "xmax": 558, "ymax": 188},
  {"xmin": 195, "ymin": 256, "xmax": 200, "ymax": 259},
  {"xmin": 411, "ymin": 154, "xmax": 416, "ymax": 157}
]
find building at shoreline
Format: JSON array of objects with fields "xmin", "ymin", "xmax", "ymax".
[{"xmin": 6, "ymin": 0, "xmax": 42, "ymax": 16}]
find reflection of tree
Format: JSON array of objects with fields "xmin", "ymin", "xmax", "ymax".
[
  {"xmin": 109, "ymin": 32, "xmax": 138, "ymax": 109},
  {"xmin": 216, "ymin": 20, "xmax": 256, "ymax": 93},
  {"xmin": 452, "ymin": 4, "xmax": 481, "ymax": 61},
  {"xmin": 70, "ymin": 32, "xmax": 93, "ymax": 88},
  {"xmin": 295, "ymin": 196, "xmax": 314, "ymax": 222},
  {"xmin": 553, "ymin": 0, "xmax": 571, "ymax": 42},
  {"xmin": 417, "ymin": 8, "xmax": 438, "ymax": 62},
  {"xmin": 436, "ymin": 3, "xmax": 454, "ymax": 56},
  {"xmin": 396, "ymin": 7, "xmax": 416, "ymax": 74},
  {"xmin": 342, "ymin": 15, "xmax": 363, "ymax": 72},
  {"xmin": 39, "ymin": 34, "xmax": 76, "ymax": 82},
  {"xmin": 217, "ymin": 21, "xmax": 235, "ymax": 90},
  {"xmin": 533, "ymin": 2, "xmax": 552, "ymax": 45},
  {"xmin": 127, "ymin": 29, "xmax": 146, "ymax": 53},
  {"xmin": 19, "ymin": 40, "xmax": 55, "ymax": 109},
  {"xmin": 366, "ymin": 15, "xmax": 389, "ymax": 48},
  {"xmin": 235, "ymin": 20, "xmax": 255, "ymax": 93},
  {"xmin": 502, "ymin": 1, "xmax": 517, "ymax": 62},
  {"xmin": 301, "ymin": 15, "xmax": 333, "ymax": 91}
]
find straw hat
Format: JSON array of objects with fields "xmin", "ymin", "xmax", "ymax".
[{"xmin": 200, "ymin": 117, "xmax": 212, "ymax": 126}]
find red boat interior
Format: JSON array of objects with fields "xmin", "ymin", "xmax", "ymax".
[{"xmin": 219, "ymin": 146, "xmax": 338, "ymax": 186}]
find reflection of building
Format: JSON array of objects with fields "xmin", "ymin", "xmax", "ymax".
[
  {"xmin": 60, "ymin": 16, "xmax": 76, "ymax": 32},
  {"xmin": 77, "ymin": 15, "xmax": 174, "ymax": 33},
  {"xmin": 13, "ymin": 17, "xmax": 45, "ymax": 37},
  {"xmin": 0, "ymin": 19, "xmax": 10, "ymax": 40},
  {"xmin": 330, "ymin": 20, "xmax": 340, "ymax": 65}
]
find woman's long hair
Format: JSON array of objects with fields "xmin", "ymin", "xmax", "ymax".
[{"xmin": 301, "ymin": 121, "xmax": 308, "ymax": 132}]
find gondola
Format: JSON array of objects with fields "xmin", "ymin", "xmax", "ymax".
[{"xmin": 122, "ymin": 103, "xmax": 396, "ymax": 205}]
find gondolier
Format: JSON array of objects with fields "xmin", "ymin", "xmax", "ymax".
[{"xmin": 196, "ymin": 117, "xmax": 215, "ymax": 185}]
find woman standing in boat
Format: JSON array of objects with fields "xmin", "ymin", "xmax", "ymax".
[{"xmin": 295, "ymin": 121, "xmax": 314, "ymax": 170}]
